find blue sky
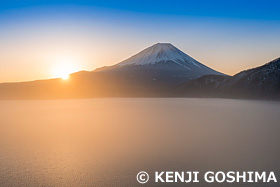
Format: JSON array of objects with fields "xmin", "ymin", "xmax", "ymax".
[
  {"xmin": 1, "ymin": 0, "xmax": 280, "ymax": 20},
  {"xmin": 0, "ymin": 0, "xmax": 280, "ymax": 82}
]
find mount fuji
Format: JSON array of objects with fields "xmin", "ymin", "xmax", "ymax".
[{"xmin": 95, "ymin": 43, "xmax": 224, "ymax": 85}]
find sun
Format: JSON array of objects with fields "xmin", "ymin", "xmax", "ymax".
[
  {"xmin": 53, "ymin": 65, "xmax": 73, "ymax": 80},
  {"xmin": 61, "ymin": 73, "xmax": 70, "ymax": 80},
  {"xmin": 52, "ymin": 59, "xmax": 78, "ymax": 80}
]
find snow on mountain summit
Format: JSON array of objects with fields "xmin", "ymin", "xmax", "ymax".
[{"xmin": 117, "ymin": 43, "xmax": 202, "ymax": 69}]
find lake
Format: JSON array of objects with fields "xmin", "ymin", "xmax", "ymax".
[{"xmin": 0, "ymin": 98, "xmax": 280, "ymax": 186}]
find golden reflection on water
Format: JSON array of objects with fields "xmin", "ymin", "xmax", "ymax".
[{"xmin": 0, "ymin": 98, "xmax": 280, "ymax": 186}]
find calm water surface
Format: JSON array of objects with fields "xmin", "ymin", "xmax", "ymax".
[{"xmin": 0, "ymin": 98, "xmax": 280, "ymax": 186}]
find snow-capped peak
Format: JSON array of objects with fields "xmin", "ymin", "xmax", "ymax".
[{"xmin": 117, "ymin": 43, "xmax": 202, "ymax": 69}]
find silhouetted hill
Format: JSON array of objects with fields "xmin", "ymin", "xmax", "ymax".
[
  {"xmin": 174, "ymin": 74, "xmax": 231, "ymax": 97},
  {"xmin": 176, "ymin": 57, "xmax": 280, "ymax": 99}
]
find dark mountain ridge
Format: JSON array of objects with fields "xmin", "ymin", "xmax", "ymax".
[{"xmin": 176, "ymin": 57, "xmax": 280, "ymax": 99}]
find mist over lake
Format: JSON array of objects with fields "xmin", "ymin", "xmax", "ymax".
[{"xmin": 0, "ymin": 98, "xmax": 280, "ymax": 186}]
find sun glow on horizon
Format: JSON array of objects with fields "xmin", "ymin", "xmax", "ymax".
[
  {"xmin": 52, "ymin": 57, "xmax": 80, "ymax": 80},
  {"xmin": 61, "ymin": 73, "xmax": 69, "ymax": 80}
]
